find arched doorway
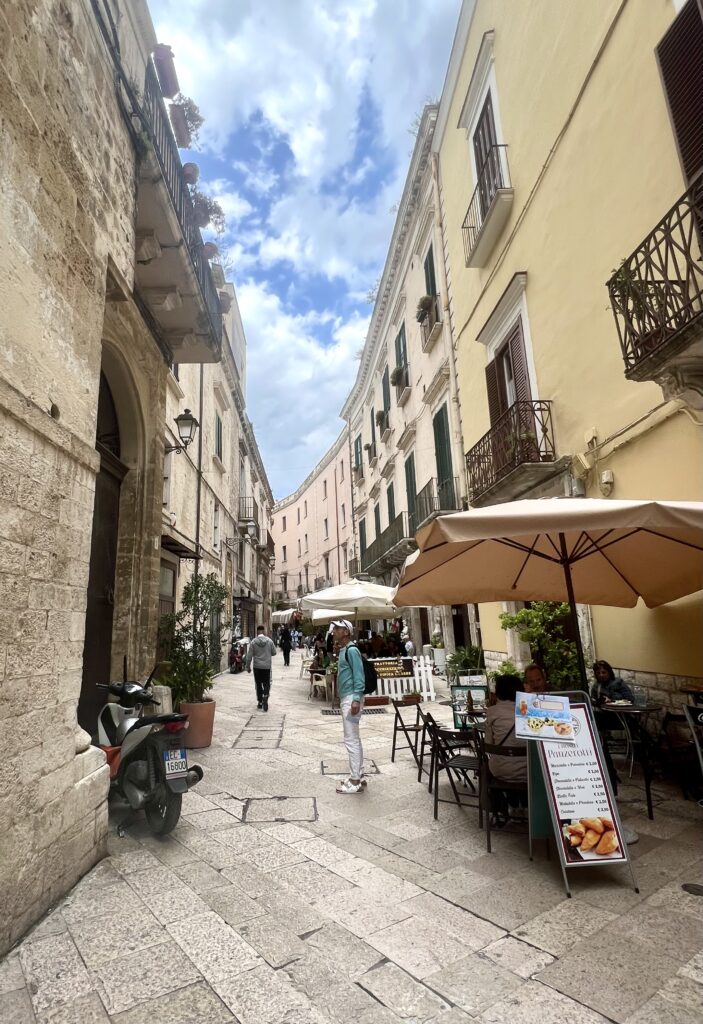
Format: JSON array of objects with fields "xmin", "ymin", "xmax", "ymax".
[{"xmin": 78, "ymin": 372, "xmax": 128, "ymax": 735}]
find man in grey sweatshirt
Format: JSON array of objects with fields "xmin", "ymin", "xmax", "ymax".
[{"xmin": 245, "ymin": 625, "xmax": 277, "ymax": 711}]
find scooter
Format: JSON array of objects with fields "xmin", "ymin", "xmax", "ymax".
[
  {"xmin": 96, "ymin": 665, "xmax": 203, "ymax": 836},
  {"xmin": 229, "ymin": 642, "xmax": 244, "ymax": 674}
]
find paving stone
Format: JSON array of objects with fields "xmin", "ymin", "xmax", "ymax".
[
  {"xmin": 292, "ymin": 837, "xmax": 344, "ymax": 867},
  {"xmin": 18, "ymin": 933, "xmax": 93, "ymax": 1016},
  {"xmin": 400, "ymin": 893, "xmax": 504, "ymax": 950},
  {"xmin": 21, "ymin": 910, "xmax": 69, "ymax": 944},
  {"xmin": 211, "ymin": 963, "xmax": 319, "ymax": 1024},
  {"xmin": 174, "ymin": 859, "xmax": 227, "ymax": 893},
  {"xmin": 89, "ymin": 941, "xmax": 201, "ymax": 1015},
  {"xmin": 0, "ymin": 988, "xmax": 36, "ymax": 1024},
  {"xmin": 108, "ymin": 850, "xmax": 164, "ymax": 876},
  {"xmin": 359, "ymin": 961, "xmax": 451, "ymax": 1020},
  {"xmin": 609, "ymin": 903, "xmax": 703, "ymax": 961},
  {"xmin": 255, "ymin": 891, "xmax": 328, "ymax": 936},
  {"xmin": 220, "ymin": 858, "xmax": 283, "ymax": 898},
  {"xmin": 623, "ymin": 992, "xmax": 703, "ymax": 1024},
  {"xmin": 180, "ymin": 791, "xmax": 220, "ymax": 815},
  {"xmin": 215, "ymin": 828, "xmax": 308, "ymax": 870},
  {"xmin": 65, "ymin": 906, "xmax": 163, "ymax": 967},
  {"xmin": 184, "ymin": 809, "xmax": 244, "ymax": 831},
  {"xmin": 60, "ymin": 878, "xmax": 144, "ymax": 925},
  {"xmin": 260, "ymin": 823, "xmax": 318, "ymax": 845},
  {"xmin": 110, "ymin": 982, "xmax": 235, "ymax": 1024},
  {"xmin": 313, "ymin": 887, "xmax": 414, "ymax": 938},
  {"xmin": 480, "ymin": 980, "xmax": 612, "ymax": 1023},
  {"xmin": 511, "ymin": 897, "xmax": 618, "ymax": 957},
  {"xmin": 282, "ymin": 954, "xmax": 347, "ymax": 999},
  {"xmin": 423, "ymin": 953, "xmax": 523, "ymax": 1016},
  {"xmin": 134, "ymin": 877, "xmax": 210, "ymax": 924},
  {"xmin": 282, "ymin": 860, "xmax": 357, "ymax": 902},
  {"xmin": 366, "ymin": 916, "xmax": 479, "ymax": 981},
  {"xmin": 0, "ymin": 953, "xmax": 25, "ymax": 994},
  {"xmin": 201, "ymin": 884, "xmax": 268, "ymax": 927},
  {"xmin": 124, "ymin": 866, "xmax": 183, "ymax": 898},
  {"xmin": 479, "ymin": 937, "xmax": 555, "ymax": 979},
  {"xmin": 245, "ymin": 797, "xmax": 316, "ymax": 822},
  {"xmin": 135, "ymin": 836, "xmax": 199, "ymax": 867},
  {"xmin": 535, "ymin": 933, "xmax": 682, "ymax": 1022},
  {"xmin": 303, "ymin": 923, "xmax": 383, "ymax": 979},
  {"xmin": 679, "ymin": 950, "xmax": 703, "ymax": 985},
  {"xmin": 36, "ymin": 992, "xmax": 110, "ymax": 1023},
  {"xmin": 456, "ymin": 867, "xmax": 567, "ymax": 931},
  {"xmin": 644, "ymin": 880, "xmax": 703, "ymax": 919},
  {"xmin": 237, "ymin": 915, "xmax": 306, "ymax": 968},
  {"xmin": 310, "ymin": 977, "xmax": 383, "ymax": 1024},
  {"xmin": 167, "ymin": 912, "xmax": 262, "ymax": 983}
]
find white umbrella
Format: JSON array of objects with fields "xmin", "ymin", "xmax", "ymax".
[
  {"xmin": 311, "ymin": 607, "xmax": 354, "ymax": 624},
  {"xmin": 272, "ymin": 608, "xmax": 296, "ymax": 624},
  {"xmin": 301, "ymin": 578, "xmax": 398, "ymax": 618}
]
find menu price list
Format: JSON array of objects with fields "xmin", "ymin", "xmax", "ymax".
[{"xmin": 542, "ymin": 706, "xmax": 611, "ymax": 820}]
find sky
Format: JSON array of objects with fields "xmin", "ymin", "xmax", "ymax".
[{"xmin": 150, "ymin": 0, "xmax": 462, "ymax": 500}]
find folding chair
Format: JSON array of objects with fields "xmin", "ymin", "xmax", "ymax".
[
  {"xmin": 391, "ymin": 699, "xmax": 423, "ymax": 768},
  {"xmin": 299, "ymin": 656, "xmax": 313, "ymax": 679},
  {"xmin": 479, "ymin": 740, "xmax": 528, "ymax": 853},
  {"xmin": 431, "ymin": 723, "xmax": 482, "ymax": 822}
]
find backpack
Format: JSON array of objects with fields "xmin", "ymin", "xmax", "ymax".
[{"xmin": 344, "ymin": 643, "xmax": 378, "ymax": 695}]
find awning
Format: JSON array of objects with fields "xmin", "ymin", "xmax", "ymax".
[
  {"xmin": 161, "ymin": 529, "xmax": 200, "ymax": 560},
  {"xmin": 272, "ymin": 608, "xmax": 296, "ymax": 624}
]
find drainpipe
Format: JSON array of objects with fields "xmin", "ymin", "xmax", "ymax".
[
  {"xmin": 333, "ymin": 462, "xmax": 341, "ymax": 583},
  {"xmin": 192, "ymin": 364, "xmax": 204, "ymax": 641}
]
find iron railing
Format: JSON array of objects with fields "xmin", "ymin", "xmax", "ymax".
[
  {"xmin": 462, "ymin": 144, "xmax": 511, "ymax": 265},
  {"xmin": 348, "ymin": 557, "xmax": 359, "ymax": 578},
  {"xmin": 415, "ymin": 476, "xmax": 460, "ymax": 529},
  {"xmin": 360, "ymin": 512, "xmax": 414, "ymax": 571},
  {"xmin": 420, "ymin": 296, "xmax": 442, "ymax": 348},
  {"xmin": 314, "ymin": 576, "xmax": 325, "ymax": 590},
  {"xmin": 142, "ymin": 61, "xmax": 222, "ymax": 349},
  {"xmin": 466, "ymin": 401, "xmax": 556, "ymax": 501},
  {"xmin": 607, "ymin": 175, "xmax": 703, "ymax": 376},
  {"xmin": 393, "ymin": 366, "xmax": 409, "ymax": 399},
  {"xmin": 365, "ymin": 441, "xmax": 377, "ymax": 464},
  {"xmin": 238, "ymin": 497, "xmax": 259, "ymax": 526},
  {"xmin": 376, "ymin": 409, "xmax": 390, "ymax": 436}
]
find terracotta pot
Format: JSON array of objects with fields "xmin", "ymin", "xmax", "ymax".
[
  {"xmin": 153, "ymin": 44, "xmax": 180, "ymax": 98},
  {"xmin": 169, "ymin": 102, "xmax": 191, "ymax": 148},
  {"xmin": 180, "ymin": 698, "xmax": 216, "ymax": 748},
  {"xmin": 183, "ymin": 161, "xmax": 200, "ymax": 185},
  {"xmin": 202, "ymin": 241, "xmax": 219, "ymax": 259},
  {"xmin": 401, "ymin": 694, "xmax": 422, "ymax": 705},
  {"xmin": 218, "ymin": 291, "xmax": 232, "ymax": 313},
  {"xmin": 364, "ymin": 695, "xmax": 389, "ymax": 707},
  {"xmin": 193, "ymin": 198, "xmax": 210, "ymax": 227}
]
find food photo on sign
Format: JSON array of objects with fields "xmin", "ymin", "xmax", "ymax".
[{"xmin": 515, "ymin": 692, "xmax": 575, "ymax": 742}]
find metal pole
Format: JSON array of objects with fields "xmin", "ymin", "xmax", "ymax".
[
  {"xmin": 559, "ymin": 532, "xmax": 588, "ymax": 687},
  {"xmin": 193, "ymin": 364, "xmax": 204, "ymax": 644}
]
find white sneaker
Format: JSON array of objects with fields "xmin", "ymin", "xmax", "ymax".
[{"xmin": 336, "ymin": 779, "xmax": 363, "ymax": 795}]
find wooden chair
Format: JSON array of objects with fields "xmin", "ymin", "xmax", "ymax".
[
  {"xmin": 391, "ymin": 699, "xmax": 423, "ymax": 768},
  {"xmin": 430, "ymin": 721, "xmax": 482, "ymax": 822},
  {"xmin": 479, "ymin": 739, "xmax": 528, "ymax": 853}
]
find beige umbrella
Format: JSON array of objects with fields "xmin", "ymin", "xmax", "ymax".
[
  {"xmin": 301, "ymin": 579, "xmax": 398, "ymax": 619},
  {"xmin": 393, "ymin": 497, "xmax": 703, "ymax": 682}
]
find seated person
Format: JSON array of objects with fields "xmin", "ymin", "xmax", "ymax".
[
  {"xmin": 592, "ymin": 659, "xmax": 633, "ymax": 703},
  {"xmin": 524, "ymin": 663, "xmax": 548, "ymax": 694},
  {"xmin": 484, "ymin": 674, "xmax": 527, "ymax": 786}
]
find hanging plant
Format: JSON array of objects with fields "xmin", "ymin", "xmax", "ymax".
[
  {"xmin": 416, "ymin": 294, "xmax": 433, "ymax": 323},
  {"xmin": 182, "ymin": 161, "xmax": 200, "ymax": 185},
  {"xmin": 390, "ymin": 366, "xmax": 403, "ymax": 386},
  {"xmin": 189, "ymin": 188, "xmax": 226, "ymax": 234},
  {"xmin": 152, "ymin": 44, "xmax": 180, "ymax": 98},
  {"xmin": 375, "ymin": 409, "xmax": 386, "ymax": 428},
  {"xmin": 169, "ymin": 93, "xmax": 204, "ymax": 148},
  {"xmin": 202, "ymin": 241, "xmax": 219, "ymax": 260}
]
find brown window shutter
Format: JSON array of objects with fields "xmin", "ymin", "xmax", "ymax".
[
  {"xmin": 485, "ymin": 359, "xmax": 501, "ymax": 426},
  {"xmin": 508, "ymin": 318, "xmax": 532, "ymax": 404},
  {"xmin": 657, "ymin": 0, "xmax": 703, "ymax": 182}
]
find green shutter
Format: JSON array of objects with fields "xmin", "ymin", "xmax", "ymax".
[
  {"xmin": 424, "ymin": 245, "xmax": 437, "ymax": 298},
  {"xmin": 370, "ymin": 407, "xmax": 376, "ymax": 443},
  {"xmin": 382, "ymin": 366, "xmax": 391, "ymax": 411},
  {"xmin": 395, "ymin": 323, "xmax": 407, "ymax": 369},
  {"xmin": 405, "ymin": 453, "xmax": 417, "ymax": 524},
  {"xmin": 374, "ymin": 503, "xmax": 381, "ymax": 537},
  {"xmin": 359, "ymin": 518, "xmax": 367, "ymax": 554},
  {"xmin": 432, "ymin": 403, "xmax": 453, "ymax": 487},
  {"xmin": 387, "ymin": 482, "xmax": 395, "ymax": 523}
]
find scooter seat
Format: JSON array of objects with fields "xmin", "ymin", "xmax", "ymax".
[{"xmin": 124, "ymin": 713, "xmax": 188, "ymax": 735}]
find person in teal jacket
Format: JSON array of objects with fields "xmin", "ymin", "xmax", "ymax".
[{"xmin": 332, "ymin": 620, "xmax": 366, "ymax": 794}]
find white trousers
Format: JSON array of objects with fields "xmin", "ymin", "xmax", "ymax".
[{"xmin": 341, "ymin": 696, "xmax": 364, "ymax": 779}]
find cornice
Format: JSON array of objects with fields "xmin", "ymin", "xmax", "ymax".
[{"xmin": 422, "ymin": 359, "xmax": 450, "ymax": 408}]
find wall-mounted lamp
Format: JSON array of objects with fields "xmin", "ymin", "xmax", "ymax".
[
  {"xmin": 165, "ymin": 408, "xmax": 199, "ymax": 454},
  {"xmin": 246, "ymin": 522, "xmax": 257, "ymax": 538}
]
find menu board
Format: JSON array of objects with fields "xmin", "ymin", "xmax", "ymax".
[
  {"xmin": 515, "ymin": 691, "xmax": 575, "ymax": 743},
  {"xmin": 538, "ymin": 704, "xmax": 626, "ymax": 865},
  {"xmin": 372, "ymin": 658, "xmax": 412, "ymax": 679}
]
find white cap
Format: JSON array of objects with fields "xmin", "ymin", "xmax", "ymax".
[{"xmin": 330, "ymin": 619, "xmax": 353, "ymax": 633}]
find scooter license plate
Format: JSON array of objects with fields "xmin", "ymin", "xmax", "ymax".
[{"xmin": 163, "ymin": 749, "xmax": 188, "ymax": 777}]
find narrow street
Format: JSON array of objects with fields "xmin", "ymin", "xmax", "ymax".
[{"xmin": 2, "ymin": 652, "xmax": 702, "ymax": 1024}]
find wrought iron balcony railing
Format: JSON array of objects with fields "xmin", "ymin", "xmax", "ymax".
[
  {"xmin": 376, "ymin": 409, "xmax": 390, "ymax": 438},
  {"xmin": 365, "ymin": 441, "xmax": 378, "ymax": 465},
  {"xmin": 462, "ymin": 144, "xmax": 511, "ymax": 267},
  {"xmin": 607, "ymin": 175, "xmax": 703, "ymax": 378},
  {"xmin": 238, "ymin": 497, "xmax": 259, "ymax": 526},
  {"xmin": 415, "ymin": 476, "xmax": 460, "ymax": 530},
  {"xmin": 142, "ymin": 61, "xmax": 222, "ymax": 349},
  {"xmin": 360, "ymin": 512, "xmax": 415, "ymax": 572},
  {"xmin": 348, "ymin": 557, "xmax": 359, "ymax": 578},
  {"xmin": 466, "ymin": 401, "xmax": 556, "ymax": 502}
]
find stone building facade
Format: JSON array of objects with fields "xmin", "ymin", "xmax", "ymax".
[
  {"xmin": 0, "ymin": 0, "xmax": 231, "ymax": 953},
  {"xmin": 271, "ymin": 430, "xmax": 354, "ymax": 606}
]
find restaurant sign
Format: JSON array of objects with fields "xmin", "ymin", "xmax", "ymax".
[{"xmin": 372, "ymin": 658, "xmax": 413, "ymax": 679}]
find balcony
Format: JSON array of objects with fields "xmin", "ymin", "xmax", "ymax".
[
  {"xmin": 462, "ymin": 145, "xmax": 513, "ymax": 269},
  {"xmin": 352, "ymin": 462, "xmax": 364, "ymax": 483},
  {"xmin": 238, "ymin": 497, "xmax": 259, "ymax": 539},
  {"xmin": 259, "ymin": 529, "xmax": 275, "ymax": 561},
  {"xmin": 365, "ymin": 441, "xmax": 378, "ymax": 467},
  {"xmin": 136, "ymin": 61, "xmax": 222, "ymax": 363},
  {"xmin": 392, "ymin": 366, "xmax": 411, "ymax": 407},
  {"xmin": 360, "ymin": 512, "xmax": 417, "ymax": 574},
  {"xmin": 375, "ymin": 409, "xmax": 392, "ymax": 443},
  {"xmin": 414, "ymin": 476, "xmax": 461, "ymax": 531},
  {"xmin": 419, "ymin": 296, "xmax": 443, "ymax": 353},
  {"xmin": 466, "ymin": 400, "xmax": 570, "ymax": 506},
  {"xmin": 607, "ymin": 175, "xmax": 703, "ymax": 408},
  {"xmin": 348, "ymin": 557, "xmax": 360, "ymax": 578}
]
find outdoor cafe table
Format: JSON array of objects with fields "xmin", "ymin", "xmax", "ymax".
[{"xmin": 594, "ymin": 701, "xmax": 662, "ymax": 820}]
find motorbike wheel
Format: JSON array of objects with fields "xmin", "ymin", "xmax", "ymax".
[{"xmin": 144, "ymin": 783, "xmax": 182, "ymax": 836}]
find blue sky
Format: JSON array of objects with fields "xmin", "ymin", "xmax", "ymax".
[{"xmin": 150, "ymin": 0, "xmax": 462, "ymax": 499}]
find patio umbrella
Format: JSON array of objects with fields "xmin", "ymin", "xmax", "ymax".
[
  {"xmin": 393, "ymin": 497, "xmax": 703, "ymax": 683},
  {"xmin": 272, "ymin": 608, "xmax": 296, "ymax": 624},
  {"xmin": 301, "ymin": 578, "xmax": 398, "ymax": 619},
  {"xmin": 310, "ymin": 607, "xmax": 354, "ymax": 624}
]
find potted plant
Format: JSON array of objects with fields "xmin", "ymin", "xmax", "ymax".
[
  {"xmin": 169, "ymin": 93, "xmax": 204, "ymax": 148},
  {"xmin": 446, "ymin": 645, "xmax": 484, "ymax": 683},
  {"xmin": 182, "ymin": 162, "xmax": 200, "ymax": 185},
  {"xmin": 430, "ymin": 633, "xmax": 446, "ymax": 672},
  {"xmin": 416, "ymin": 294, "xmax": 433, "ymax": 323},
  {"xmin": 401, "ymin": 689, "xmax": 423, "ymax": 705},
  {"xmin": 390, "ymin": 366, "xmax": 402, "ymax": 386},
  {"xmin": 152, "ymin": 43, "xmax": 179, "ymax": 98},
  {"xmin": 375, "ymin": 409, "xmax": 386, "ymax": 428},
  {"xmin": 202, "ymin": 241, "xmax": 219, "ymax": 260},
  {"xmin": 189, "ymin": 189, "xmax": 226, "ymax": 233},
  {"xmin": 158, "ymin": 573, "xmax": 229, "ymax": 748}
]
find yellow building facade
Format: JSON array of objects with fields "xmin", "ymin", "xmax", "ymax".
[{"xmin": 434, "ymin": 0, "xmax": 703, "ymax": 694}]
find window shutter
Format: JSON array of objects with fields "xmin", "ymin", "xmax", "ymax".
[
  {"xmin": 374, "ymin": 504, "xmax": 381, "ymax": 537},
  {"xmin": 387, "ymin": 483, "xmax": 395, "ymax": 524},
  {"xmin": 485, "ymin": 359, "xmax": 501, "ymax": 426},
  {"xmin": 359, "ymin": 519, "xmax": 367, "ymax": 555},
  {"xmin": 424, "ymin": 245, "xmax": 438, "ymax": 297},
  {"xmin": 404, "ymin": 453, "xmax": 417, "ymax": 522},
  {"xmin": 507, "ymin": 318, "xmax": 532, "ymax": 404},
  {"xmin": 432, "ymin": 403, "xmax": 453, "ymax": 486},
  {"xmin": 657, "ymin": 0, "xmax": 703, "ymax": 182},
  {"xmin": 382, "ymin": 366, "xmax": 391, "ymax": 410}
]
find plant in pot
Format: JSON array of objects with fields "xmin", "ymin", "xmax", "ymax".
[
  {"xmin": 375, "ymin": 409, "xmax": 387, "ymax": 428},
  {"xmin": 158, "ymin": 573, "xmax": 229, "ymax": 749},
  {"xmin": 182, "ymin": 161, "xmax": 200, "ymax": 185},
  {"xmin": 416, "ymin": 294, "xmax": 433, "ymax": 323},
  {"xmin": 401, "ymin": 688, "xmax": 423, "ymax": 705},
  {"xmin": 169, "ymin": 93, "xmax": 204, "ymax": 149},
  {"xmin": 446, "ymin": 644, "xmax": 484, "ymax": 684},
  {"xmin": 390, "ymin": 366, "xmax": 403, "ymax": 386},
  {"xmin": 189, "ymin": 188, "xmax": 226, "ymax": 233},
  {"xmin": 499, "ymin": 602, "xmax": 579, "ymax": 688}
]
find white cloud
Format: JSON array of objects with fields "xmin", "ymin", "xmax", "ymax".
[
  {"xmin": 235, "ymin": 279, "xmax": 369, "ymax": 497},
  {"xmin": 202, "ymin": 179, "xmax": 254, "ymax": 222}
]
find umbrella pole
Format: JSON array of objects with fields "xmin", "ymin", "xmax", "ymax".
[{"xmin": 559, "ymin": 532, "xmax": 588, "ymax": 688}]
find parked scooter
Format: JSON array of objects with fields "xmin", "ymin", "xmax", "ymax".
[
  {"xmin": 96, "ymin": 665, "xmax": 203, "ymax": 835},
  {"xmin": 229, "ymin": 641, "xmax": 244, "ymax": 674}
]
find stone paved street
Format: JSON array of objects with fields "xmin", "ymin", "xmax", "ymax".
[{"xmin": 2, "ymin": 653, "xmax": 703, "ymax": 1024}]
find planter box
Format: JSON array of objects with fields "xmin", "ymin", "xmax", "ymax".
[
  {"xmin": 180, "ymin": 698, "xmax": 216, "ymax": 748},
  {"xmin": 364, "ymin": 694, "xmax": 389, "ymax": 707}
]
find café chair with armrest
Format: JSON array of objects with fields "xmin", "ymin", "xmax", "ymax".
[
  {"xmin": 431, "ymin": 723, "xmax": 482, "ymax": 823},
  {"xmin": 479, "ymin": 740, "xmax": 528, "ymax": 853}
]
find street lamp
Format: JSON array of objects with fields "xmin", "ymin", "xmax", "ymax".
[{"xmin": 165, "ymin": 408, "xmax": 199, "ymax": 454}]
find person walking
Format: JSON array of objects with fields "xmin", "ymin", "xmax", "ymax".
[
  {"xmin": 279, "ymin": 625, "xmax": 292, "ymax": 667},
  {"xmin": 245, "ymin": 624, "xmax": 276, "ymax": 711},
  {"xmin": 332, "ymin": 620, "xmax": 366, "ymax": 795}
]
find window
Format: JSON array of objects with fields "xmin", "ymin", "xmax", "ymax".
[
  {"xmin": 354, "ymin": 434, "xmax": 363, "ymax": 468},
  {"xmin": 473, "ymin": 93, "xmax": 500, "ymax": 217},
  {"xmin": 657, "ymin": 0, "xmax": 703, "ymax": 182},
  {"xmin": 323, "ymin": 517, "xmax": 328, "ymax": 539},
  {"xmin": 374, "ymin": 503, "xmax": 381, "ymax": 538},
  {"xmin": 341, "ymin": 503, "xmax": 346, "ymax": 527},
  {"xmin": 339, "ymin": 460, "xmax": 344, "ymax": 481},
  {"xmin": 323, "ymin": 479, "xmax": 327, "ymax": 499},
  {"xmin": 405, "ymin": 453, "xmax": 417, "ymax": 529},
  {"xmin": 297, "ymin": 507, "xmax": 301, "ymax": 524},
  {"xmin": 324, "ymin": 554, "xmax": 330, "ymax": 579},
  {"xmin": 485, "ymin": 317, "xmax": 531, "ymax": 425},
  {"xmin": 239, "ymin": 454, "xmax": 246, "ymax": 496},
  {"xmin": 304, "ymin": 565, "xmax": 309, "ymax": 587},
  {"xmin": 298, "ymin": 538, "xmax": 301, "ymax": 557},
  {"xmin": 359, "ymin": 518, "xmax": 367, "ymax": 555},
  {"xmin": 304, "ymin": 533, "xmax": 308, "ymax": 551},
  {"xmin": 282, "ymin": 515, "xmax": 286, "ymax": 532},
  {"xmin": 424, "ymin": 244, "xmax": 438, "ymax": 301},
  {"xmin": 213, "ymin": 503, "xmax": 220, "ymax": 550},
  {"xmin": 433, "ymin": 403, "xmax": 454, "ymax": 492},
  {"xmin": 304, "ymin": 500, "xmax": 308, "ymax": 517},
  {"xmin": 238, "ymin": 538, "xmax": 244, "ymax": 574},
  {"xmin": 387, "ymin": 482, "xmax": 395, "ymax": 524},
  {"xmin": 158, "ymin": 560, "xmax": 176, "ymax": 618},
  {"xmin": 214, "ymin": 412, "xmax": 223, "ymax": 461},
  {"xmin": 382, "ymin": 366, "xmax": 391, "ymax": 412},
  {"xmin": 282, "ymin": 544, "xmax": 287, "ymax": 562},
  {"xmin": 342, "ymin": 544, "xmax": 348, "ymax": 571},
  {"xmin": 394, "ymin": 324, "xmax": 408, "ymax": 378},
  {"xmin": 281, "ymin": 573, "xmax": 287, "ymax": 592},
  {"xmin": 370, "ymin": 407, "xmax": 376, "ymax": 444},
  {"xmin": 162, "ymin": 449, "xmax": 172, "ymax": 508}
]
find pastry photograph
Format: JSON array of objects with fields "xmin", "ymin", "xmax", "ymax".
[{"xmin": 561, "ymin": 815, "xmax": 621, "ymax": 861}]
